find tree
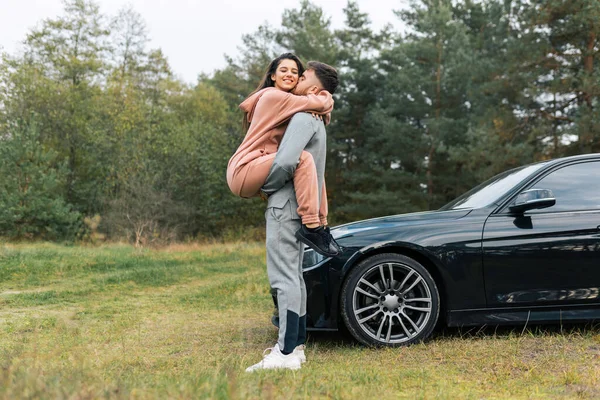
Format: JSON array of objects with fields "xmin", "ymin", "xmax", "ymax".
[
  {"xmin": 326, "ymin": 2, "xmax": 399, "ymax": 221},
  {"xmin": 103, "ymin": 169, "xmax": 188, "ymax": 247},
  {"xmin": 519, "ymin": 0, "xmax": 600, "ymax": 157},
  {"xmin": 277, "ymin": 0, "xmax": 339, "ymax": 65},
  {"xmin": 0, "ymin": 118, "xmax": 80, "ymax": 240},
  {"xmin": 19, "ymin": 0, "xmax": 111, "ymax": 213},
  {"xmin": 446, "ymin": 0, "xmax": 536, "ymax": 188},
  {"xmin": 110, "ymin": 5, "xmax": 148, "ymax": 83}
]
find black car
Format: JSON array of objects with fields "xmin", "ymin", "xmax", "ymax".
[{"xmin": 277, "ymin": 153, "xmax": 600, "ymax": 347}]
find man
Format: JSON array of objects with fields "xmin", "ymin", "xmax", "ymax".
[{"xmin": 245, "ymin": 61, "xmax": 339, "ymax": 372}]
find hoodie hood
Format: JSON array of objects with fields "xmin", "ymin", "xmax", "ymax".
[{"xmin": 239, "ymin": 88, "xmax": 273, "ymax": 123}]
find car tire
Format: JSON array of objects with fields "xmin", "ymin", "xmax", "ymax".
[{"xmin": 341, "ymin": 253, "xmax": 440, "ymax": 347}]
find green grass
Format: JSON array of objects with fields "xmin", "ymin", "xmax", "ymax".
[{"xmin": 1, "ymin": 242, "xmax": 600, "ymax": 399}]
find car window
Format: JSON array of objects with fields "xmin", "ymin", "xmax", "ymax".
[
  {"xmin": 529, "ymin": 161, "xmax": 600, "ymax": 212},
  {"xmin": 440, "ymin": 163, "xmax": 548, "ymax": 210}
]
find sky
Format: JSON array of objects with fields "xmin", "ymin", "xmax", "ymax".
[{"xmin": 1, "ymin": 0, "xmax": 404, "ymax": 84}]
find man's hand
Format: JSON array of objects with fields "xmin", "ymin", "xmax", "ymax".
[
  {"xmin": 310, "ymin": 112, "xmax": 323, "ymax": 121},
  {"xmin": 259, "ymin": 189, "xmax": 269, "ymax": 201}
]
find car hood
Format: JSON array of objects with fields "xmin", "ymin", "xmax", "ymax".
[{"xmin": 331, "ymin": 209, "xmax": 473, "ymax": 239}]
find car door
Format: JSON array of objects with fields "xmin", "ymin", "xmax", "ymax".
[{"xmin": 482, "ymin": 160, "xmax": 600, "ymax": 307}]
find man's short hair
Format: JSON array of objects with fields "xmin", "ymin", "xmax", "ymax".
[{"xmin": 307, "ymin": 61, "xmax": 339, "ymax": 94}]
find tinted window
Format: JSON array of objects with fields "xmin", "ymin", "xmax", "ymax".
[
  {"xmin": 530, "ymin": 161, "xmax": 600, "ymax": 212},
  {"xmin": 441, "ymin": 163, "xmax": 548, "ymax": 210}
]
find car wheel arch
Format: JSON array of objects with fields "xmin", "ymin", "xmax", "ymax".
[{"xmin": 339, "ymin": 243, "xmax": 448, "ymax": 324}]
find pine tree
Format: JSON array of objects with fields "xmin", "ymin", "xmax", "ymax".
[
  {"xmin": 447, "ymin": 0, "xmax": 536, "ymax": 190},
  {"xmin": 20, "ymin": 0, "xmax": 111, "ymax": 213},
  {"xmin": 0, "ymin": 119, "xmax": 80, "ymax": 239},
  {"xmin": 326, "ymin": 2, "xmax": 400, "ymax": 221},
  {"xmin": 373, "ymin": 0, "xmax": 475, "ymax": 209},
  {"xmin": 520, "ymin": 0, "xmax": 600, "ymax": 156},
  {"xmin": 277, "ymin": 0, "xmax": 338, "ymax": 65}
]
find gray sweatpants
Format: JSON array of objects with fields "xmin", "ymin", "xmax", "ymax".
[{"xmin": 263, "ymin": 112, "xmax": 327, "ymax": 354}]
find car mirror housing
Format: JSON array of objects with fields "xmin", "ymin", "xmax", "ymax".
[
  {"xmin": 301, "ymin": 247, "xmax": 328, "ymax": 271},
  {"xmin": 509, "ymin": 189, "xmax": 556, "ymax": 214}
]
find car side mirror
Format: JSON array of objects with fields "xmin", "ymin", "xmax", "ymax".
[{"xmin": 509, "ymin": 189, "xmax": 556, "ymax": 214}]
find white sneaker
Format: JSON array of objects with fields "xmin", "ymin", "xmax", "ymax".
[
  {"xmin": 293, "ymin": 344, "xmax": 306, "ymax": 363},
  {"xmin": 245, "ymin": 344, "xmax": 301, "ymax": 372}
]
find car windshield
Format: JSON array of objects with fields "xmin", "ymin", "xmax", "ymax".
[{"xmin": 440, "ymin": 163, "xmax": 549, "ymax": 210}]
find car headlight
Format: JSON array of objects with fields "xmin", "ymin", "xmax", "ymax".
[{"xmin": 302, "ymin": 247, "xmax": 327, "ymax": 270}]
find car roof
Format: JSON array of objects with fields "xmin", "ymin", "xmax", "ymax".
[
  {"xmin": 543, "ymin": 152, "xmax": 600, "ymax": 167},
  {"xmin": 494, "ymin": 153, "xmax": 600, "ymax": 179}
]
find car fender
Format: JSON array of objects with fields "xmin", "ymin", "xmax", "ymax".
[
  {"xmin": 341, "ymin": 240, "xmax": 444, "ymax": 277},
  {"xmin": 337, "ymin": 240, "xmax": 449, "ymax": 322}
]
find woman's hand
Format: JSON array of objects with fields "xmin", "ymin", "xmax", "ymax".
[{"xmin": 311, "ymin": 112, "xmax": 323, "ymax": 121}]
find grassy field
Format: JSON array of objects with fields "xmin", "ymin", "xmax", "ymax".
[{"xmin": 1, "ymin": 242, "xmax": 599, "ymax": 399}]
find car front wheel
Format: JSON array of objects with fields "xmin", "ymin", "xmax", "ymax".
[{"xmin": 341, "ymin": 253, "xmax": 440, "ymax": 346}]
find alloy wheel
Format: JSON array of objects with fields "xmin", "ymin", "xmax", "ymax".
[{"xmin": 341, "ymin": 253, "xmax": 439, "ymax": 346}]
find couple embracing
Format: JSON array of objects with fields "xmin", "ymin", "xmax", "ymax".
[{"xmin": 226, "ymin": 53, "xmax": 340, "ymax": 371}]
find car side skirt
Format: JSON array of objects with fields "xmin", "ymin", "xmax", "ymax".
[{"xmin": 447, "ymin": 304, "xmax": 600, "ymax": 327}]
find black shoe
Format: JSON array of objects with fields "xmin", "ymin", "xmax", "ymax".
[
  {"xmin": 295, "ymin": 225, "xmax": 340, "ymax": 257},
  {"xmin": 324, "ymin": 226, "xmax": 342, "ymax": 254}
]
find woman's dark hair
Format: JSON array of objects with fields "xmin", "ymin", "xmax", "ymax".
[{"xmin": 243, "ymin": 53, "xmax": 304, "ymax": 132}]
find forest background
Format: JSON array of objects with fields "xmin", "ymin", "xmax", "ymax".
[{"xmin": 1, "ymin": 0, "xmax": 599, "ymax": 245}]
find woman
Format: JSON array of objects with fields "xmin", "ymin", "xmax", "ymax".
[{"xmin": 226, "ymin": 53, "xmax": 336, "ymax": 256}]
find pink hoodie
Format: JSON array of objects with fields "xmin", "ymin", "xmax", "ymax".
[{"xmin": 226, "ymin": 87, "xmax": 334, "ymax": 190}]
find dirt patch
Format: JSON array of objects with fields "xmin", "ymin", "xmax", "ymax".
[
  {"xmin": 0, "ymin": 289, "xmax": 46, "ymax": 295},
  {"xmin": 564, "ymin": 384, "xmax": 600, "ymax": 398},
  {"xmin": 0, "ymin": 307, "xmax": 80, "ymax": 327}
]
